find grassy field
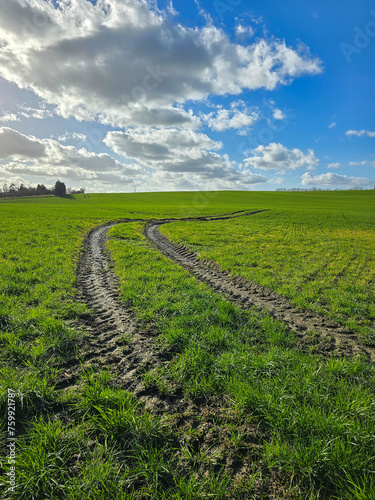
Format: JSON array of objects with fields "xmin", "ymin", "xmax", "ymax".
[
  {"xmin": 162, "ymin": 191, "xmax": 375, "ymax": 343},
  {"xmin": 0, "ymin": 191, "xmax": 374, "ymax": 498}
]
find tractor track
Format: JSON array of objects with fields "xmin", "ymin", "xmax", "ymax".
[
  {"xmin": 56, "ymin": 211, "xmax": 264, "ymax": 410},
  {"xmin": 144, "ymin": 219, "xmax": 375, "ymax": 363},
  {"xmin": 57, "ymin": 208, "xmax": 374, "ymax": 401},
  {"xmin": 49, "ymin": 209, "xmax": 374, "ymax": 498}
]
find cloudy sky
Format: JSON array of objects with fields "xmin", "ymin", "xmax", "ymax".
[{"xmin": 0, "ymin": 0, "xmax": 374, "ymax": 192}]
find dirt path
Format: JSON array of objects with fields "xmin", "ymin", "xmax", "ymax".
[
  {"xmin": 58, "ymin": 208, "xmax": 374, "ymax": 397},
  {"xmin": 56, "ymin": 210, "xmax": 267, "ymax": 397},
  {"xmin": 55, "ymin": 213, "xmax": 281, "ymax": 495},
  {"xmin": 58, "ymin": 212, "xmax": 262, "ymax": 399},
  {"xmin": 57, "ymin": 220, "xmax": 177, "ymax": 411},
  {"xmin": 145, "ymin": 218, "xmax": 375, "ymax": 363}
]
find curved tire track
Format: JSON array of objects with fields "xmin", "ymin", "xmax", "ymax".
[
  {"xmin": 58, "ymin": 212, "xmax": 263, "ymax": 408},
  {"xmin": 145, "ymin": 219, "xmax": 375, "ymax": 363},
  {"xmin": 58, "ymin": 208, "xmax": 374, "ymax": 398},
  {"xmin": 57, "ymin": 220, "xmax": 176, "ymax": 411}
]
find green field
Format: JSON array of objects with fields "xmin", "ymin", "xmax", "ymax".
[
  {"xmin": 0, "ymin": 191, "xmax": 375, "ymax": 499},
  {"xmin": 161, "ymin": 190, "xmax": 375, "ymax": 342}
]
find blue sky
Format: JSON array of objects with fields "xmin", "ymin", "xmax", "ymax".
[{"xmin": 0, "ymin": 0, "xmax": 374, "ymax": 192}]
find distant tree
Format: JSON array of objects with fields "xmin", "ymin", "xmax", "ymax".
[
  {"xmin": 9, "ymin": 183, "xmax": 17, "ymax": 197},
  {"xmin": 18, "ymin": 184, "xmax": 28, "ymax": 197},
  {"xmin": 36, "ymin": 184, "xmax": 49, "ymax": 195},
  {"xmin": 54, "ymin": 180, "xmax": 66, "ymax": 197}
]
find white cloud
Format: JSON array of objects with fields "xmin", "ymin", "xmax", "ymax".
[
  {"xmin": 105, "ymin": 127, "xmax": 226, "ymax": 176},
  {"xmin": 0, "ymin": 127, "xmax": 46, "ymax": 159},
  {"xmin": 202, "ymin": 101, "xmax": 259, "ymax": 132},
  {"xmin": 349, "ymin": 160, "xmax": 375, "ymax": 167},
  {"xmin": 327, "ymin": 162, "xmax": 340, "ymax": 169},
  {"xmin": 0, "ymin": 105, "xmax": 54, "ymax": 123},
  {"xmin": 18, "ymin": 105, "xmax": 55, "ymax": 120},
  {"xmin": 244, "ymin": 142, "xmax": 319, "ymax": 171},
  {"xmin": 0, "ymin": 0, "xmax": 322, "ymax": 129},
  {"xmin": 272, "ymin": 108, "xmax": 285, "ymax": 120},
  {"xmin": 0, "ymin": 127, "xmax": 143, "ymax": 187},
  {"xmin": 105, "ymin": 128, "xmax": 222, "ymax": 162},
  {"xmin": 328, "ymin": 122, "xmax": 336, "ymax": 128},
  {"xmin": 346, "ymin": 130, "xmax": 375, "ymax": 138},
  {"xmin": 0, "ymin": 112, "xmax": 19, "ymax": 122},
  {"xmin": 104, "ymin": 126, "xmax": 267, "ymax": 187},
  {"xmin": 269, "ymin": 177, "xmax": 285, "ymax": 185},
  {"xmin": 0, "ymin": 126, "xmax": 268, "ymax": 192},
  {"xmin": 301, "ymin": 172, "xmax": 372, "ymax": 187},
  {"xmin": 55, "ymin": 132, "xmax": 87, "ymax": 143},
  {"xmin": 235, "ymin": 24, "xmax": 255, "ymax": 39}
]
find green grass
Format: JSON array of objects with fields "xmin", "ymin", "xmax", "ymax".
[
  {"xmin": 0, "ymin": 190, "xmax": 374, "ymax": 498},
  {"xmin": 162, "ymin": 191, "xmax": 375, "ymax": 343},
  {"xmin": 108, "ymin": 219, "xmax": 375, "ymax": 499}
]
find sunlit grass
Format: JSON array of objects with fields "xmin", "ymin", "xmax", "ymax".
[
  {"xmin": 0, "ymin": 190, "xmax": 374, "ymax": 498},
  {"xmin": 108, "ymin": 220, "xmax": 375, "ymax": 499},
  {"xmin": 162, "ymin": 199, "xmax": 375, "ymax": 342}
]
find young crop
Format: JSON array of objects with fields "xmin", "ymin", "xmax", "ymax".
[
  {"xmin": 0, "ymin": 190, "xmax": 374, "ymax": 498},
  {"xmin": 162, "ymin": 193, "xmax": 375, "ymax": 344}
]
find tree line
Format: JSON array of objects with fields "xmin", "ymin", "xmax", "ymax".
[{"xmin": 0, "ymin": 181, "xmax": 85, "ymax": 198}]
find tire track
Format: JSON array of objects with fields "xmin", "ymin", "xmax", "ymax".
[
  {"xmin": 57, "ymin": 220, "xmax": 177, "ymax": 411},
  {"xmin": 57, "ymin": 208, "xmax": 374, "ymax": 399},
  {"xmin": 51, "ymin": 210, "xmax": 374, "ymax": 497},
  {"xmin": 57, "ymin": 211, "xmax": 263, "ymax": 408},
  {"xmin": 145, "ymin": 220, "xmax": 375, "ymax": 363}
]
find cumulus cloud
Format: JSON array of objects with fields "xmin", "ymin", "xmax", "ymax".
[
  {"xmin": 301, "ymin": 172, "xmax": 372, "ymax": 187},
  {"xmin": 235, "ymin": 24, "xmax": 255, "ymax": 39},
  {"xmin": 104, "ymin": 126, "xmax": 266, "ymax": 186},
  {"xmin": 105, "ymin": 128, "xmax": 222, "ymax": 161},
  {"xmin": 0, "ymin": 0, "xmax": 322, "ymax": 129},
  {"xmin": 272, "ymin": 108, "xmax": 285, "ymax": 120},
  {"xmin": 346, "ymin": 130, "xmax": 375, "ymax": 138},
  {"xmin": 201, "ymin": 101, "xmax": 259, "ymax": 132},
  {"xmin": 244, "ymin": 142, "xmax": 319, "ymax": 171},
  {"xmin": 105, "ymin": 127, "xmax": 226, "ymax": 177},
  {"xmin": 0, "ymin": 127, "xmax": 46, "ymax": 159},
  {"xmin": 327, "ymin": 162, "xmax": 340, "ymax": 169},
  {"xmin": 0, "ymin": 126, "xmax": 266, "ymax": 191},
  {"xmin": 0, "ymin": 127, "xmax": 143, "ymax": 186}
]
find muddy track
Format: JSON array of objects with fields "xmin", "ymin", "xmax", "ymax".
[
  {"xmin": 57, "ymin": 207, "xmax": 374, "ymax": 400},
  {"xmin": 145, "ymin": 218, "xmax": 375, "ymax": 363},
  {"xmin": 54, "ymin": 211, "xmax": 285, "ymax": 494},
  {"xmin": 57, "ymin": 211, "xmax": 263, "ymax": 404},
  {"xmin": 57, "ymin": 220, "xmax": 178, "ymax": 412}
]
